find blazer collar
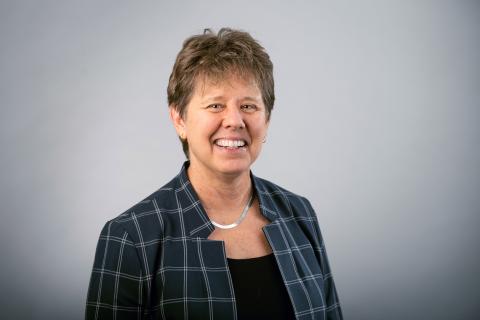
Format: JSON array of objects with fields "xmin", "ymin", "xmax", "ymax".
[{"xmin": 175, "ymin": 161, "xmax": 279, "ymax": 239}]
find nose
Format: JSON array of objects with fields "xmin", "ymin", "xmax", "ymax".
[{"xmin": 223, "ymin": 106, "xmax": 245, "ymax": 129}]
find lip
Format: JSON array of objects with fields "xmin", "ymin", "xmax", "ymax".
[
  {"xmin": 212, "ymin": 137, "xmax": 248, "ymax": 154},
  {"xmin": 213, "ymin": 143, "xmax": 247, "ymax": 154}
]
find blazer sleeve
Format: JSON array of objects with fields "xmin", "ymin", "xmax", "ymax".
[
  {"xmin": 304, "ymin": 198, "xmax": 343, "ymax": 320},
  {"xmin": 85, "ymin": 220, "xmax": 147, "ymax": 319}
]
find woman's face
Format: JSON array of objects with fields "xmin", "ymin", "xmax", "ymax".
[{"xmin": 171, "ymin": 75, "xmax": 269, "ymax": 178}]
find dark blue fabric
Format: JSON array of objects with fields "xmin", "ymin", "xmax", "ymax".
[{"xmin": 86, "ymin": 162, "xmax": 343, "ymax": 319}]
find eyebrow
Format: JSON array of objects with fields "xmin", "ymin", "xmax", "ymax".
[{"xmin": 201, "ymin": 96, "xmax": 261, "ymax": 103}]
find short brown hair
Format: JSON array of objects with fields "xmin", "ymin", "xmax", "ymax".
[{"xmin": 167, "ymin": 28, "xmax": 275, "ymax": 158}]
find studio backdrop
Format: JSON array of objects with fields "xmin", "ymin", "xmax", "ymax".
[{"xmin": 0, "ymin": 1, "xmax": 479, "ymax": 319}]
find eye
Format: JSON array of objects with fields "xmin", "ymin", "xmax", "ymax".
[
  {"xmin": 207, "ymin": 104, "xmax": 224, "ymax": 112},
  {"xmin": 241, "ymin": 104, "xmax": 257, "ymax": 112}
]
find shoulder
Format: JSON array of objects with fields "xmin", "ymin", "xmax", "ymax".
[
  {"xmin": 102, "ymin": 174, "xmax": 181, "ymax": 244},
  {"xmin": 253, "ymin": 176, "xmax": 316, "ymax": 220}
]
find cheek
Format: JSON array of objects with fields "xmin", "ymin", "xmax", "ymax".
[
  {"xmin": 192, "ymin": 117, "xmax": 218, "ymax": 133},
  {"xmin": 252, "ymin": 122, "xmax": 268, "ymax": 138},
  {"xmin": 186, "ymin": 121, "xmax": 205, "ymax": 137}
]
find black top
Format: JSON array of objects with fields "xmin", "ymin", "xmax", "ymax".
[{"xmin": 227, "ymin": 253, "xmax": 296, "ymax": 320}]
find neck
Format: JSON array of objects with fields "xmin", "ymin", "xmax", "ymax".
[{"xmin": 187, "ymin": 161, "xmax": 252, "ymax": 213}]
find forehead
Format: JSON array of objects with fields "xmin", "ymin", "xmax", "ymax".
[{"xmin": 193, "ymin": 73, "xmax": 262, "ymax": 99}]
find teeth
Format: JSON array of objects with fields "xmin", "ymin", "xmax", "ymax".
[{"xmin": 215, "ymin": 139, "xmax": 246, "ymax": 147}]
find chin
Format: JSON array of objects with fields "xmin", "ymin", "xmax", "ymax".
[{"xmin": 215, "ymin": 159, "xmax": 252, "ymax": 176}]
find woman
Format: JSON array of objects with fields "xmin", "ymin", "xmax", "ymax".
[{"xmin": 86, "ymin": 28, "xmax": 342, "ymax": 320}]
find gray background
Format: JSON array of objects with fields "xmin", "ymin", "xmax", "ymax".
[{"xmin": 1, "ymin": 1, "xmax": 479, "ymax": 319}]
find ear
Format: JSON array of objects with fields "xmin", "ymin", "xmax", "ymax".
[
  {"xmin": 264, "ymin": 120, "xmax": 270, "ymax": 143},
  {"xmin": 169, "ymin": 106, "xmax": 186, "ymax": 139}
]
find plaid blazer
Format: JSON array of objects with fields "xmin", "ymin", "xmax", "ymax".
[{"xmin": 86, "ymin": 162, "xmax": 342, "ymax": 320}]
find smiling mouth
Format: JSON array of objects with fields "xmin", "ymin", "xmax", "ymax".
[{"xmin": 214, "ymin": 139, "xmax": 247, "ymax": 148}]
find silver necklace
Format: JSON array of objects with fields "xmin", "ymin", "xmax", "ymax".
[{"xmin": 210, "ymin": 192, "xmax": 254, "ymax": 229}]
